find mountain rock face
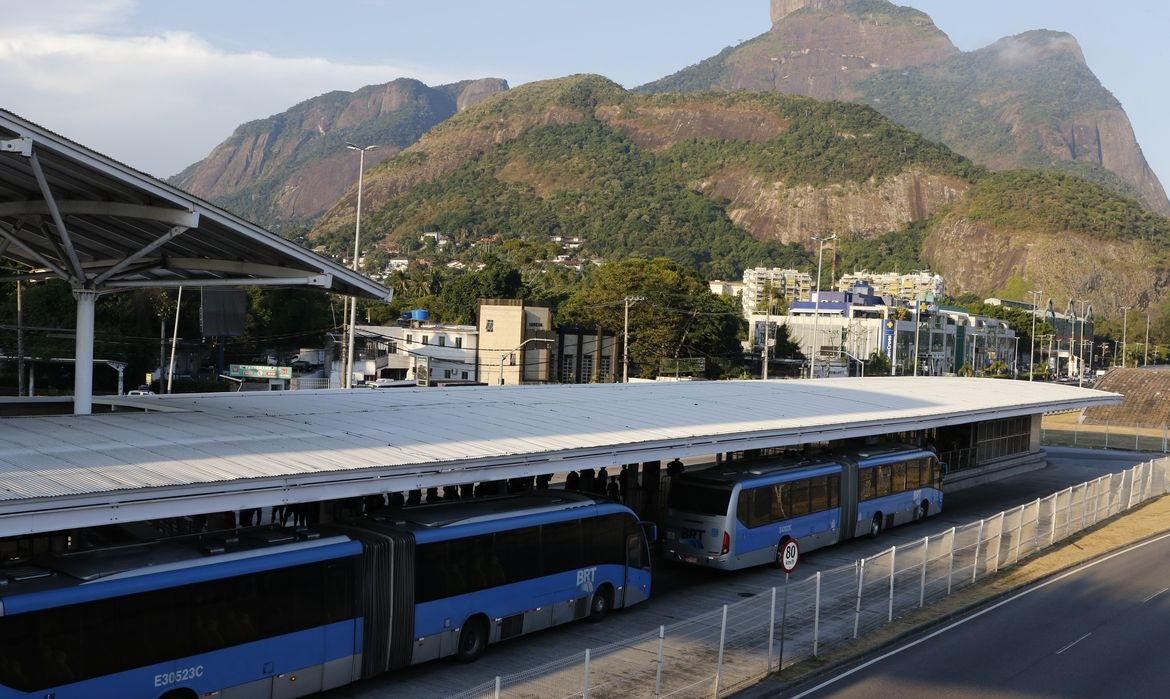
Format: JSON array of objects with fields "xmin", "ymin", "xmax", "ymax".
[
  {"xmin": 309, "ymin": 75, "xmax": 980, "ymax": 279},
  {"xmin": 170, "ymin": 77, "xmax": 508, "ymax": 228},
  {"xmin": 640, "ymin": 1, "xmax": 1169, "ymax": 215}
]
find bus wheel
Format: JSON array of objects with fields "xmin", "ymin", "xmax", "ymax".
[
  {"xmin": 456, "ymin": 616, "xmax": 489, "ymax": 663},
  {"xmin": 159, "ymin": 690, "xmax": 197, "ymax": 699},
  {"xmin": 774, "ymin": 537, "xmax": 791, "ymax": 568},
  {"xmin": 869, "ymin": 513, "xmax": 883, "ymax": 538},
  {"xmin": 587, "ymin": 584, "xmax": 613, "ymax": 623}
]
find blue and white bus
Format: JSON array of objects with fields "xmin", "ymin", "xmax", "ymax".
[
  {"xmin": 663, "ymin": 444, "xmax": 942, "ymax": 570},
  {"xmin": 0, "ymin": 491, "xmax": 653, "ymax": 698}
]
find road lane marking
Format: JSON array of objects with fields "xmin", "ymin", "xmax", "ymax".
[
  {"xmin": 788, "ymin": 530, "xmax": 1170, "ymax": 699},
  {"xmin": 1055, "ymin": 633, "xmax": 1090, "ymax": 655},
  {"xmin": 1142, "ymin": 587, "xmax": 1168, "ymax": 604}
]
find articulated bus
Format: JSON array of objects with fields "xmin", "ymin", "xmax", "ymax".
[
  {"xmin": 663, "ymin": 444, "xmax": 943, "ymax": 570},
  {"xmin": 0, "ymin": 491, "xmax": 653, "ymax": 699}
]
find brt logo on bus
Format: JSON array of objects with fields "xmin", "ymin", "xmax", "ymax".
[
  {"xmin": 680, "ymin": 527, "xmax": 705, "ymax": 546},
  {"xmin": 576, "ymin": 566, "xmax": 598, "ymax": 590}
]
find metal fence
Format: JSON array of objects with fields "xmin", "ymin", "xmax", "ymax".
[
  {"xmin": 1041, "ymin": 420, "xmax": 1170, "ymax": 452},
  {"xmin": 445, "ymin": 457, "xmax": 1170, "ymax": 699}
]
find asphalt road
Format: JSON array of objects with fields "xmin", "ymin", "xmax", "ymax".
[
  {"xmin": 324, "ymin": 446, "xmax": 1154, "ymax": 699},
  {"xmin": 782, "ymin": 530, "xmax": 1170, "ymax": 699}
]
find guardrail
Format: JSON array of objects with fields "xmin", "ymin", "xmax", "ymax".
[{"xmin": 443, "ymin": 457, "xmax": 1170, "ymax": 699}]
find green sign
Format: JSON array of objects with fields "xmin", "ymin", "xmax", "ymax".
[{"xmin": 229, "ymin": 364, "xmax": 292, "ymax": 379}]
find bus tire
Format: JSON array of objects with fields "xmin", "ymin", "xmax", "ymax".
[
  {"xmin": 869, "ymin": 513, "xmax": 883, "ymax": 538},
  {"xmin": 587, "ymin": 584, "xmax": 613, "ymax": 623},
  {"xmin": 159, "ymin": 690, "xmax": 197, "ymax": 699},
  {"xmin": 456, "ymin": 615, "xmax": 490, "ymax": 663},
  {"xmin": 774, "ymin": 537, "xmax": 792, "ymax": 568}
]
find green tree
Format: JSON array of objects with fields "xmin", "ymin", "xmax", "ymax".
[{"xmin": 558, "ymin": 258, "xmax": 743, "ymax": 378}]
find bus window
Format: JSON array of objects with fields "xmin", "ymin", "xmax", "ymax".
[
  {"xmin": 828, "ymin": 474, "xmax": 840, "ymax": 508},
  {"xmin": 859, "ymin": 469, "xmax": 875, "ymax": 501},
  {"xmin": 669, "ymin": 482, "xmax": 732, "ymax": 516},
  {"xmin": 875, "ymin": 465, "xmax": 892, "ymax": 497},
  {"xmin": 541, "ymin": 520, "xmax": 583, "ymax": 576},
  {"xmin": 931, "ymin": 458, "xmax": 943, "ymax": 486},
  {"xmin": 809, "ymin": 476, "xmax": 828, "ymax": 512},
  {"xmin": 789, "ymin": 480, "xmax": 810, "ymax": 517},
  {"xmin": 626, "ymin": 532, "xmax": 644, "ymax": 570},
  {"xmin": 497, "ymin": 526, "xmax": 542, "ymax": 584},
  {"xmin": 892, "ymin": 462, "xmax": 907, "ymax": 493},
  {"xmin": 770, "ymin": 483, "xmax": 789, "ymax": 521},
  {"xmin": 587, "ymin": 514, "xmax": 626, "ymax": 567}
]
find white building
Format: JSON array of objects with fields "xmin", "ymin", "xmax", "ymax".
[
  {"xmin": 836, "ymin": 270, "xmax": 944, "ymax": 302},
  {"xmin": 741, "ymin": 268, "xmax": 813, "ymax": 316},
  {"xmin": 351, "ymin": 319, "xmax": 479, "ymax": 385}
]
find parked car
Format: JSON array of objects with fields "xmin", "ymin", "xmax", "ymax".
[{"xmin": 369, "ymin": 378, "xmax": 413, "ymax": 388}]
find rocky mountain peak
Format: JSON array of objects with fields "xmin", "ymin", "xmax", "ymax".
[
  {"xmin": 986, "ymin": 30, "xmax": 1087, "ymax": 68},
  {"xmin": 770, "ymin": 0, "xmax": 854, "ymax": 24}
]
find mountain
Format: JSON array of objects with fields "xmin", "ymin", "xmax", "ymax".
[
  {"xmin": 921, "ymin": 170, "xmax": 1170, "ymax": 318},
  {"xmin": 169, "ymin": 77, "xmax": 508, "ymax": 228},
  {"xmin": 638, "ymin": 0, "xmax": 1170, "ymax": 216},
  {"xmin": 308, "ymin": 75, "xmax": 1170, "ymax": 313},
  {"xmin": 309, "ymin": 74, "xmax": 980, "ymax": 280}
]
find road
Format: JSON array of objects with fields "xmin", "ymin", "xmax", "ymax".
[
  {"xmin": 323, "ymin": 446, "xmax": 1153, "ymax": 699},
  {"xmin": 782, "ymin": 530, "xmax": 1170, "ymax": 698}
]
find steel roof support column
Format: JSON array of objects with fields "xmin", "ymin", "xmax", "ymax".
[{"xmin": 73, "ymin": 288, "xmax": 97, "ymax": 415}]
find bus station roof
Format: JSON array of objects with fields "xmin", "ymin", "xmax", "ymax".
[
  {"xmin": 0, "ymin": 108, "xmax": 391, "ymax": 301},
  {"xmin": 0, "ymin": 377, "xmax": 1120, "ymax": 535},
  {"xmin": 0, "ymin": 107, "xmax": 392, "ymax": 414}
]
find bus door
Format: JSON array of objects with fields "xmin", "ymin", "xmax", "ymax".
[
  {"xmin": 839, "ymin": 460, "xmax": 859, "ymax": 540},
  {"xmin": 624, "ymin": 523, "xmax": 654, "ymax": 606}
]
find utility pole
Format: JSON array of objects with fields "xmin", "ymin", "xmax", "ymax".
[
  {"xmin": 1121, "ymin": 306, "xmax": 1131, "ymax": 368},
  {"xmin": 1145, "ymin": 313, "xmax": 1151, "ymax": 366},
  {"xmin": 622, "ymin": 296, "xmax": 644, "ymax": 382},
  {"xmin": 1029, "ymin": 289, "xmax": 1042, "ymax": 381},
  {"xmin": 811, "ymin": 234, "xmax": 837, "ymax": 379},
  {"xmin": 15, "ymin": 279, "xmax": 23, "ymax": 395}
]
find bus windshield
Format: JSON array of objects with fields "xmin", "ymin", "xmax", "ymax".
[{"xmin": 668, "ymin": 482, "xmax": 732, "ymax": 516}]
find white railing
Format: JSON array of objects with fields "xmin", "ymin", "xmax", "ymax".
[
  {"xmin": 1041, "ymin": 420, "xmax": 1170, "ymax": 452},
  {"xmin": 443, "ymin": 457, "xmax": 1170, "ymax": 699}
]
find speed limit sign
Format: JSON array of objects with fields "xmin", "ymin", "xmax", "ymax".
[{"xmin": 779, "ymin": 539, "xmax": 800, "ymax": 573}]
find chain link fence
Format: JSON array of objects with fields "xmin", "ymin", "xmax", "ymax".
[
  {"xmin": 444, "ymin": 457, "xmax": 1170, "ymax": 699},
  {"xmin": 1041, "ymin": 419, "xmax": 1170, "ymax": 452}
]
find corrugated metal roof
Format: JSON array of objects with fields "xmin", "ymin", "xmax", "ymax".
[{"xmin": 0, "ymin": 377, "xmax": 1119, "ymax": 534}]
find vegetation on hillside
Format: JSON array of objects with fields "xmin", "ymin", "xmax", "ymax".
[{"xmin": 952, "ymin": 170, "xmax": 1170, "ymax": 243}]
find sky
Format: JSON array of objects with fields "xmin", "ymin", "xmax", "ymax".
[{"xmin": 2, "ymin": 0, "xmax": 1167, "ymax": 188}]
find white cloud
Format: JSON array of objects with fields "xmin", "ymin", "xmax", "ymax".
[{"xmin": 0, "ymin": 25, "xmax": 454, "ymax": 177}]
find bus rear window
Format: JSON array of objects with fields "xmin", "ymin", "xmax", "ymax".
[{"xmin": 668, "ymin": 482, "xmax": 732, "ymax": 516}]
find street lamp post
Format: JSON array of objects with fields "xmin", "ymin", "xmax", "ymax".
[
  {"xmin": 1121, "ymin": 306, "xmax": 1132, "ymax": 368},
  {"xmin": 1029, "ymin": 289, "xmax": 1042, "ymax": 381},
  {"xmin": 810, "ymin": 234, "xmax": 836, "ymax": 379},
  {"xmin": 499, "ymin": 338, "xmax": 555, "ymax": 385},
  {"xmin": 1145, "ymin": 313, "xmax": 1151, "ymax": 366},
  {"xmin": 1074, "ymin": 300, "xmax": 1089, "ymax": 387},
  {"xmin": 622, "ymin": 296, "xmax": 644, "ymax": 383},
  {"xmin": 344, "ymin": 142, "xmax": 378, "ymax": 389}
]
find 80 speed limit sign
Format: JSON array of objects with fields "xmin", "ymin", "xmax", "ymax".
[{"xmin": 779, "ymin": 539, "xmax": 800, "ymax": 573}]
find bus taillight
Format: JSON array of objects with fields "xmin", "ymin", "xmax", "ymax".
[{"xmin": 721, "ymin": 531, "xmax": 730, "ymax": 555}]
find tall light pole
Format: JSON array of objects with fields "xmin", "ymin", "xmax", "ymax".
[
  {"xmin": 344, "ymin": 142, "xmax": 377, "ymax": 388},
  {"xmin": 1121, "ymin": 306, "xmax": 1132, "ymax": 368},
  {"xmin": 1145, "ymin": 313, "xmax": 1151, "ymax": 366},
  {"xmin": 811, "ymin": 234, "xmax": 836, "ymax": 378},
  {"xmin": 622, "ymin": 295, "xmax": 644, "ymax": 382},
  {"xmin": 1029, "ymin": 290, "xmax": 1042, "ymax": 381},
  {"xmin": 499, "ymin": 337, "xmax": 554, "ymax": 385},
  {"xmin": 1074, "ymin": 300, "xmax": 1089, "ymax": 386}
]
